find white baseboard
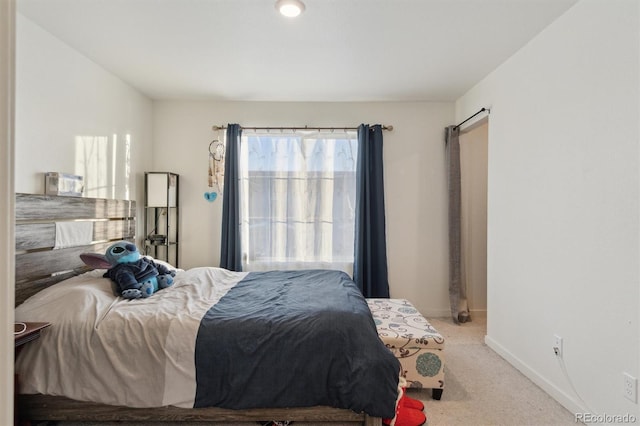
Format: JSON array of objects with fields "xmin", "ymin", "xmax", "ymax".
[
  {"xmin": 470, "ymin": 309, "xmax": 487, "ymax": 319},
  {"xmin": 484, "ymin": 335, "xmax": 584, "ymax": 417},
  {"xmin": 420, "ymin": 308, "xmax": 453, "ymax": 318},
  {"xmin": 419, "ymin": 309, "xmax": 486, "ymax": 320}
]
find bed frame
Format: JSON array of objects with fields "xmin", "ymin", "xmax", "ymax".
[{"xmin": 14, "ymin": 193, "xmax": 382, "ymax": 426}]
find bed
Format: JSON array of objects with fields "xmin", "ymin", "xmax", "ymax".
[{"xmin": 14, "ymin": 193, "xmax": 400, "ymax": 425}]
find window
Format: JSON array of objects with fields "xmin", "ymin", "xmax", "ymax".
[{"xmin": 239, "ymin": 130, "xmax": 358, "ymax": 274}]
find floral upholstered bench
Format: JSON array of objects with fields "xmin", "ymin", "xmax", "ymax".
[{"xmin": 367, "ymin": 298, "xmax": 445, "ymax": 400}]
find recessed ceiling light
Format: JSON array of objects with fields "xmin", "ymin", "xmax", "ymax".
[{"xmin": 275, "ymin": 0, "xmax": 305, "ymax": 18}]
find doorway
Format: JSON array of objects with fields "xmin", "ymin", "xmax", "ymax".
[{"xmin": 459, "ymin": 119, "xmax": 488, "ymax": 317}]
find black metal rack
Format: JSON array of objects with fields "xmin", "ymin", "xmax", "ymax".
[{"xmin": 144, "ymin": 172, "xmax": 179, "ymax": 267}]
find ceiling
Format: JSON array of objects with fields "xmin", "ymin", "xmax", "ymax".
[{"xmin": 17, "ymin": 0, "xmax": 578, "ymax": 102}]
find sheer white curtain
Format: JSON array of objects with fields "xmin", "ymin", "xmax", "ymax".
[{"xmin": 239, "ymin": 130, "xmax": 358, "ymax": 274}]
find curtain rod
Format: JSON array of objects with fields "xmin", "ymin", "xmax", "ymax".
[
  {"xmin": 454, "ymin": 108, "xmax": 489, "ymax": 130},
  {"xmin": 211, "ymin": 124, "xmax": 393, "ymax": 132}
]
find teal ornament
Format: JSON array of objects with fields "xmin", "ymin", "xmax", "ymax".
[
  {"xmin": 415, "ymin": 353, "xmax": 442, "ymax": 377},
  {"xmin": 204, "ymin": 192, "xmax": 218, "ymax": 202}
]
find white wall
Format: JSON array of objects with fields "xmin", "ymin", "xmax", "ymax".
[
  {"xmin": 457, "ymin": 0, "xmax": 639, "ymax": 418},
  {"xmin": 15, "ymin": 14, "xmax": 153, "ymax": 218},
  {"xmin": 153, "ymin": 101, "xmax": 455, "ymax": 316},
  {"xmin": 0, "ymin": 2, "xmax": 15, "ymax": 424},
  {"xmin": 460, "ymin": 121, "xmax": 488, "ymax": 314}
]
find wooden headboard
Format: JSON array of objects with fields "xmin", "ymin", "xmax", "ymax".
[{"xmin": 15, "ymin": 193, "xmax": 136, "ymax": 306}]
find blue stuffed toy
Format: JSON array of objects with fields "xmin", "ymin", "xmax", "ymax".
[{"xmin": 81, "ymin": 241, "xmax": 175, "ymax": 299}]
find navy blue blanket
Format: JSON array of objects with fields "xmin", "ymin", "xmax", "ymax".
[{"xmin": 194, "ymin": 269, "xmax": 400, "ymax": 418}]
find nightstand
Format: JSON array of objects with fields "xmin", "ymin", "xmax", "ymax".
[
  {"xmin": 14, "ymin": 322, "xmax": 50, "ymax": 426},
  {"xmin": 14, "ymin": 322, "xmax": 50, "ymax": 348}
]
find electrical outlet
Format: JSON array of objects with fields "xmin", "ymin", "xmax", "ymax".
[
  {"xmin": 623, "ymin": 372, "xmax": 637, "ymax": 403},
  {"xmin": 553, "ymin": 334, "xmax": 563, "ymax": 358}
]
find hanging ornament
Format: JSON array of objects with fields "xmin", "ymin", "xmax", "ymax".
[{"xmin": 204, "ymin": 133, "xmax": 225, "ymax": 202}]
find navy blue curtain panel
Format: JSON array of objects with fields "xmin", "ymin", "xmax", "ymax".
[
  {"xmin": 220, "ymin": 124, "xmax": 242, "ymax": 271},
  {"xmin": 354, "ymin": 124, "xmax": 390, "ymax": 298}
]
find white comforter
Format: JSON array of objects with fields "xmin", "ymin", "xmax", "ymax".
[{"xmin": 15, "ymin": 266, "xmax": 248, "ymax": 408}]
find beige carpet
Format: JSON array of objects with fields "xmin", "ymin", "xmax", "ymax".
[
  {"xmin": 414, "ymin": 315, "xmax": 576, "ymax": 426},
  {"xmin": 51, "ymin": 316, "xmax": 576, "ymax": 426}
]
